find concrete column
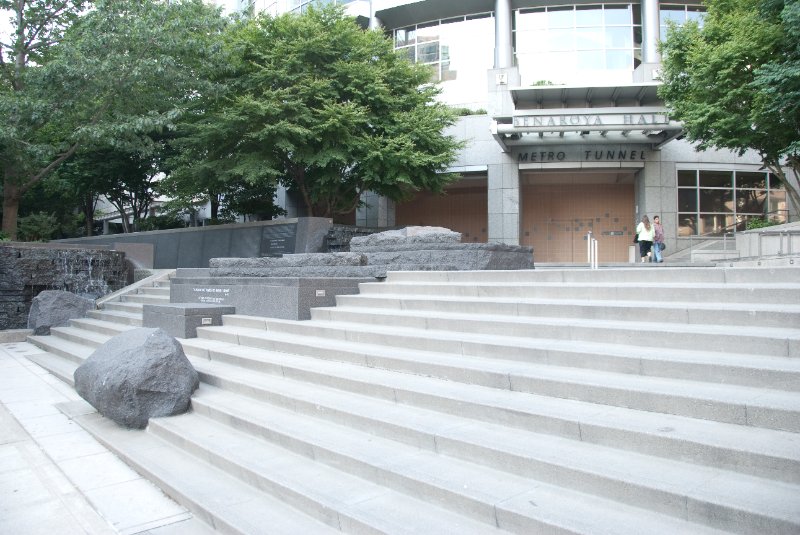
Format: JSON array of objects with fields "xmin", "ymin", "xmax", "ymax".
[
  {"xmin": 487, "ymin": 156, "xmax": 520, "ymax": 245},
  {"xmin": 641, "ymin": 0, "xmax": 660, "ymax": 63},
  {"xmin": 494, "ymin": 0, "xmax": 513, "ymax": 69}
]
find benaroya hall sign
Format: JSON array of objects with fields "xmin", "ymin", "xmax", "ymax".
[{"xmin": 513, "ymin": 112, "xmax": 669, "ymax": 128}]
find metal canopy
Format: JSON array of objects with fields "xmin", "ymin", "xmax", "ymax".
[{"xmin": 493, "ymin": 82, "xmax": 683, "ymax": 151}]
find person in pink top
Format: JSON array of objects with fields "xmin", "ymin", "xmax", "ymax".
[{"xmin": 652, "ymin": 215, "xmax": 665, "ymax": 263}]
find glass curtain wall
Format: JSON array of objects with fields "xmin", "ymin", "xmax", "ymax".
[
  {"xmin": 659, "ymin": 4, "xmax": 705, "ymax": 40},
  {"xmin": 514, "ymin": 4, "xmax": 642, "ymax": 86},
  {"xmin": 393, "ymin": 14, "xmax": 495, "ymax": 109},
  {"xmin": 247, "ymin": 0, "xmax": 355, "ymax": 16},
  {"xmin": 677, "ymin": 169, "xmax": 787, "ymax": 236}
]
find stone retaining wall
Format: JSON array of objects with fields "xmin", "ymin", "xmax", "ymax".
[{"xmin": 0, "ymin": 243, "xmax": 129, "ymax": 330}]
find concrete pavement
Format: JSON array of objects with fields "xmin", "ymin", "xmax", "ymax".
[{"xmin": 0, "ymin": 341, "xmax": 213, "ymax": 535}]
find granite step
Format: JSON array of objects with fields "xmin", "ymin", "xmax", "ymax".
[
  {"xmin": 191, "ymin": 316, "xmax": 800, "ymax": 391},
  {"xmin": 171, "ymin": 386, "xmax": 736, "ymax": 535},
  {"xmin": 306, "ymin": 307, "xmax": 799, "ymax": 358},
  {"xmin": 332, "ymin": 293, "xmax": 800, "ymax": 329},
  {"xmin": 86, "ymin": 308, "xmax": 143, "ymax": 326},
  {"xmin": 180, "ymin": 336, "xmax": 800, "ymax": 479}
]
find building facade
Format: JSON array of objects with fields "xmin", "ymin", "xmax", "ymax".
[{"xmin": 237, "ymin": 0, "xmax": 797, "ymax": 263}]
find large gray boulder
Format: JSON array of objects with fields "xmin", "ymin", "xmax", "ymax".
[
  {"xmin": 27, "ymin": 290, "xmax": 96, "ymax": 335},
  {"xmin": 74, "ymin": 328, "xmax": 199, "ymax": 429}
]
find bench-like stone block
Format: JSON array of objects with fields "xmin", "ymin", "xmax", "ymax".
[{"xmin": 143, "ymin": 303, "xmax": 236, "ymax": 338}]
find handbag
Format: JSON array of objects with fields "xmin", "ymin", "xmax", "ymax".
[
  {"xmin": 633, "ymin": 235, "xmax": 639, "ymax": 244},
  {"xmin": 659, "ymin": 242, "xmax": 666, "ymax": 251}
]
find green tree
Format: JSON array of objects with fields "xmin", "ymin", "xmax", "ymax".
[
  {"xmin": 659, "ymin": 0, "xmax": 800, "ymax": 215},
  {"xmin": 0, "ymin": 0, "xmax": 227, "ymax": 239},
  {"xmin": 167, "ymin": 4, "xmax": 462, "ymax": 219}
]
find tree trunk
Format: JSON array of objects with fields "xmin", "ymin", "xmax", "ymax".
[
  {"xmin": 1, "ymin": 177, "xmax": 21, "ymax": 240},
  {"xmin": 210, "ymin": 196, "xmax": 220, "ymax": 220}
]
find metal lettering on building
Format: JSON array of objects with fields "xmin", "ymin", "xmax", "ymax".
[{"xmin": 516, "ymin": 148, "xmax": 648, "ymax": 162}]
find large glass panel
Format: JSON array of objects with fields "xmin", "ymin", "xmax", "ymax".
[
  {"xmin": 687, "ymin": 6, "xmax": 706, "ymax": 25},
  {"xmin": 395, "ymin": 27, "xmax": 415, "ymax": 47},
  {"xmin": 736, "ymin": 171, "xmax": 767, "ymax": 189},
  {"xmin": 576, "ymin": 6, "xmax": 603, "ymax": 26},
  {"xmin": 604, "ymin": 5, "xmax": 632, "ymax": 24},
  {"xmin": 660, "ymin": 6, "xmax": 686, "ymax": 24},
  {"xmin": 516, "ymin": 9, "xmax": 546, "ymax": 31},
  {"xmin": 576, "ymin": 27, "xmax": 604, "ymax": 49},
  {"xmin": 769, "ymin": 173, "xmax": 785, "ymax": 189},
  {"xmin": 548, "ymin": 7, "xmax": 574, "ymax": 28},
  {"xmin": 398, "ymin": 46, "xmax": 415, "ymax": 62},
  {"xmin": 416, "ymin": 21, "xmax": 439, "ymax": 43},
  {"xmin": 678, "ymin": 188, "xmax": 697, "ymax": 211},
  {"xmin": 768, "ymin": 190, "xmax": 788, "ymax": 219},
  {"xmin": 606, "ymin": 50, "xmax": 633, "ymax": 70},
  {"xmin": 576, "ymin": 50, "xmax": 604, "ymax": 69},
  {"xmin": 737, "ymin": 189, "xmax": 766, "ymax": 214},
  {"xmin": 437, "ymin": 15, "xmax": 494, "ymax": 106},
  {"xmin": 678, "ymin": 214, "xmax": 698, "ymax": 236},
  {"xmin": 606, "ymin": 27, "xmax": 633, "ymax": 48},
  {"xmin": 516, "ymin": 29, "xmax": 547, "ymax": 53},
  {"xmin": 699, "ymin": 214, "xmax": 735, "ymax": 235},
  {"xmin": 699, "ymin": 170, "xmax": 732, "ymax": 188},
  {"xmin": 417, "ymin": 42, "xmax": 439, "ymax": 63},
  {"xmin": 699, "ymin": 189, "xmax": 733, "ymax": 212},
  {"xmin": 678, "ymin": 170, "xmax": 697, "ymax": 187},
  {"xmin": 549, "ymin": 29, "xmax": 574, "ymax": 51}
]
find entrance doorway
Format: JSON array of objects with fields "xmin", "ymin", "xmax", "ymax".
[{"xmin": 521, "ymin": 171, "xmax": 636, "ymax": 263}]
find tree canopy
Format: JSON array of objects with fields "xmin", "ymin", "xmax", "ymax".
[
  {"xmin": 0, "ymin": 0, "xmax": 227, "ymax": 239},
  {"xmin": 659, "ymin": 0, "xmax": 800, "ymax": 215},
  {"xmin": 165, "ymin": 4, "xmax": 462, "ymax": 219}
]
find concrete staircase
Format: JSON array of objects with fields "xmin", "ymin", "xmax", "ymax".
[{"xmin": 24, "ymin": 266, "xmax": 800, "ymax": 534}]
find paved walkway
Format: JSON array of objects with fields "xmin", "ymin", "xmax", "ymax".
[{"xmin": 0, "ymin": 341, "xmax": 212, "ymax": 535}]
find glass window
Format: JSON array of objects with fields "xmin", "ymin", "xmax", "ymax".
[
  {"xmin": 678, "ymin": 170, "xmax": 697, "ymax": 187},
  {"xmin": 678, "ymin": 188, "xmax": 697, "ymax": 212},
  {"xmin": 736, "ymin": 171, "xmax": 766, "ymax": 189},
  {"xmin": 575, "ymin": 6, "xmax": 603, "ymax": 26},
  {"xmin": 605, "ymin": 5, "xmax": 632, "ymax": 24},
  {"xmin": 417, "ymin": 42, "xmax": 439, "ymax": 63},
  {"xmin": 606, "ymin": 27, "xmax": 633, "ymax": 48},
  {"xmin": 769, "ymin": 173, "xmax": 785, "ymax": 189},
  {"xmin": 548, "ymin": 7, "xmax": 574, "ymax": 28},
  {"xmin": 699, "ymin": 214, "xmax": 735, "ymax": 235},
  {"xmin": 549, "ymin": 29, "xmax": 574, "ymax": 51},
  {"xmin": 516, "ymin": 9, "xmax": 546, "ymax": 31},
  {"xmin": 576, "ymin": 28, "xmax": 604, "ymax": 49},
  {"xmin": 395, "ymin": 27, "xmax": 415, "ymax": 47},
  {"xmin": 737, "ymin": 189, "xmax": 766, "ymax": 214},
  {"xmin": 606, "ymin": 50, "xmax": 633, "ymax": 70},
  {"xmin": 678, "ymin": 214, "xmax": 697, "ymax": 236},
  {"xmin": 699, "ymin": 170, "xmax": 732, "ymax": 188},
  {"xmin": 576, "ymin": 50, "xmax": 604, "ymax": 69},
  {"xmin": 699, "ymin": 188, "xmax": 733, "ymax": 212}
]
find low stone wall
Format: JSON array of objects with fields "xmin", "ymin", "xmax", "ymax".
[{"xmin": 0, "ymin": 243, "xmax": 129, "ymax": 330}]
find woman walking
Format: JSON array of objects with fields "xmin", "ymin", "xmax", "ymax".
[
  {"xmin": 636, "ymin": 215, "xmax": 655, "ymax": 262},
  {"xmin": 652, "ymin": 215, "xmax": 665, "ymax": 263}
]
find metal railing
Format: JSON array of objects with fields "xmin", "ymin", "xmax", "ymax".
[
  {"xmin": 586, "ymin": 231, "xmax": 598, "ymax": 269},
  {"xmin": 757, "ymin": 229, "xmax": 799, "ymax": 257}
]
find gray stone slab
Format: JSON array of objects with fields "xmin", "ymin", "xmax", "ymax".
[
  {"xmin": 169, "ymin": 277, "xmax": 371, "ymax": 320},
  {"xmin": 143, "ymin": 304, "xmax": 236, "ymax": 338}
]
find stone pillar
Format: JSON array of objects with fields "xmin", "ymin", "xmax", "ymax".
[
  {"xmin": 487, "ymin": 156, "xmax": 520, "ymax": 245},
  {"xmin": 641, "ymin": 0, "xmax": 660, "ymax": 63}
]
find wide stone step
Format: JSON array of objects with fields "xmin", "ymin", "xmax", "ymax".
[
  {"xmin": 135, "ymin": 286, "xmax": 171, "ymax": 297},
  {"xmin": 308, "ymin": 306, "xmax": 799, "ymax": 358},
  {"xmin": 48, "ymin": 325, "xmax": 110, "ymax": 349},
  {"xmin": 180, "ymin": 386, "xmax": 740, "ymax": 535},
  {"xmin": 101, "ymin": 301, "xmax": 144, "ymax": 314},
  {"xmin": 358, "ymin": 280, "xmax": 800, "ymax": 304},
  {"xmin": 197, "ymin": 315, "xmax": 800, "ymax": 392},
  {"xmin": 121, "ymin": 294, "xmax": 171, "ymax": 305},
  {"xmin": 180, "ymin": 336, "xmax": 800, "ymax": 480},
  {"xmin": 64, "ymin": 408, "xmax": 341, "ymax": 535},
  {"xmin": 151, "ymin": 399, "xmax": 511, "ymax": 534},
  {"xmin": 382, "ymin": 267, "xmax": 800, "ymax": 284},
  {"xmin": 69, "ymin": 317, "xmax": 136, "ymax": 337},
  {"xmin": 86, "ymin": 308, "xmax": 143, "ymax": 326},
  {"xmin": 25, "ymin": 349, "xmax": 79, "ymax": 385},
  {"xmin": 334, "ymin": 293, "xmax": 800, "ymax": 329},
  {"xmin": 27, "ymin": 334, "xmax": 93, "ymax": 365}
]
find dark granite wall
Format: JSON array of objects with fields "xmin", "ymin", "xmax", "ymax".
[{"xmin": 0, "ymin": 244, "xmax": 129, "ymax": 330}]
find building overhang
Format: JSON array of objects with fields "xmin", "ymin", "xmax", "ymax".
[
  {"xmin": 375, "ymin": 0, "xmax": 494, "ymax": 28},
  {"xmin": 493, "ymin": 82, "xmax": 683, "ymax": 151}
]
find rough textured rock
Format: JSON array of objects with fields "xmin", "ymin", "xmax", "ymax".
[
  {"xmin": 27, "ymin": 290, "xmax": 96, "ymax": 335},
  {"xmin": 74, "ymin": 328, "xmax": 199, "ymax": 429},
  {"xmin": 349, "ymin": 226, "xmax": 461, "ymax": 248}
]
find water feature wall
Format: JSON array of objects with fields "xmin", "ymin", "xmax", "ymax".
[{"xmin": 0, "ymin": 243, "xmax": 129, "ymax": 330}]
